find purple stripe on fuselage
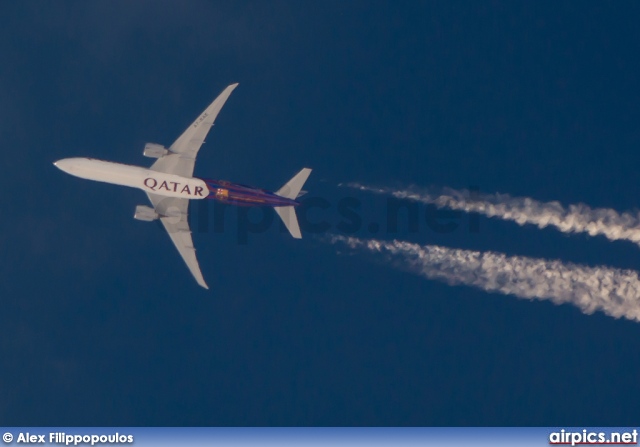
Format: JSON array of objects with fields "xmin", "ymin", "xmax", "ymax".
[{"xmin": 200, "ymin": 179, "xmax": 299, "ymax": 207}]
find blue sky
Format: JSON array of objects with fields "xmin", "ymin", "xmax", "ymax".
[{"xmin": 2, "ymin": 1, "xmax": 640, "ymax": 425}]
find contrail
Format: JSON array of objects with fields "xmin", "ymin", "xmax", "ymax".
[
  {"xmin": 345, "ymin": 183, "xmax": 640, "ymax": 247},
  {"xmin": 328, "ymin": 235, "xmax": 640, "ymax": 322}
]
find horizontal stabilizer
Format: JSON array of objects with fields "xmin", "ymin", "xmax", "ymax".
[
  {"xmin": 276, "ymin": 168, "xmax": 312, "ymax": 200},
  {"xmin": 275, "ymin": 206, "xmax": 302, "ymax": 239}
]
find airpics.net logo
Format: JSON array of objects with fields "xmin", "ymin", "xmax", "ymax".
[
  {"xmin": 549, "ymin": 429, "xmax": 638, "ymax": 446},
  {"xmin": 159, "ymin": 193, "xmax": 482, "ymax": 244}
]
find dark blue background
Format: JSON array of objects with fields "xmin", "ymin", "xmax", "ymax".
[{"xmin": 1, "ymin": 1, "xmax": 640, "ymax": 425}]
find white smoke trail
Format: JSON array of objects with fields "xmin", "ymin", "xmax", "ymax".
[
  {"xmin": 345, "ymin": 183, "xmax": 640, "ymax": 247},
  {"xmin": 328, "ymin": 235, "xmax": 640, "ymax": 322}
]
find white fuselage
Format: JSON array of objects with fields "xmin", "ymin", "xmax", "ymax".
[{"xmin": 53, "ymin": 158, "xmax": 210, "ymax": 199}]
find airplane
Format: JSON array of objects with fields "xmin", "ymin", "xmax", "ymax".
[{"xmin": 54, "ymin": 83, "xmax": 311, "ymax": 289}]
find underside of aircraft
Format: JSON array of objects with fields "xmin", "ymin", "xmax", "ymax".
[{"xmin": 54, "ymin": 84, "xmax": 312, "ymax": 289}]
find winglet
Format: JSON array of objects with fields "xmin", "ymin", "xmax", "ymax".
[{"xmin": 197, "ymin": 277, "xmax": 209, "ymax": 290}]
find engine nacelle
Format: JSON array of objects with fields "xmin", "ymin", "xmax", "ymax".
[
  {"xmin": 134, "ymin": 205, "xmax": 158, "ymax": 221},
  {"xmin": 143, "ymin": 142, "xmax": 169, "ymax": 158}
]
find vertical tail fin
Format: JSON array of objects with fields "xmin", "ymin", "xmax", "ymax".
[{"xmin": 275, "ymin": 168, "xmax": 312, "ymax": 239}]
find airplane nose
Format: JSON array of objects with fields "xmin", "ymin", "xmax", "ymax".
[{"xmin": 53, "ymin": 158, "xmax": 74, "ymax": 174}]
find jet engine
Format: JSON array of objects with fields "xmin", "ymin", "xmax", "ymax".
[
  {"xmin": 143, "ymin": 143, "xmax": 169, "ymax": 158},
  {"xmin": 134, "ymin": 205, "xmax": 158, "ymax": 221}
]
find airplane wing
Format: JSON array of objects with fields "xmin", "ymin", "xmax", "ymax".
[
  {"xmin": 144, "ymin": 83, "xmax": 239, "ymax": 290},
  {"xmin": 150, "ymin": 83, "xmax": 239, "ymax": 178},
  {"xmin": 146, "ymin": 193, "xmax": 209, "ymax": 289}
]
